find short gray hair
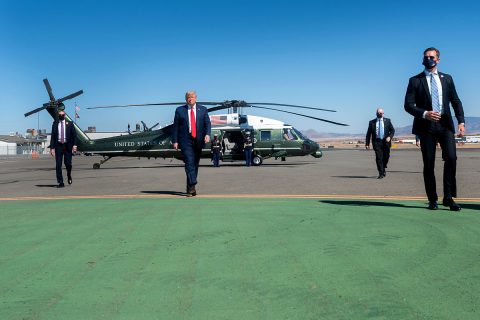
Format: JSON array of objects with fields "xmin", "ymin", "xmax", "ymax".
[{"xmin": 185, "ymin": 91, "xmax": 197, "ymax": 99}]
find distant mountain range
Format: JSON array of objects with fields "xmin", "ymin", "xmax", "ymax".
[{"xmin": 303, "ymin": 117, "xmax": 480, "ymax": 139}]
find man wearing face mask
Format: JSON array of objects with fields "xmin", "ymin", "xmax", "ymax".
[
  {"xmin": 404, "ymin": 47, "xmax": 465, "ymax": 211},
  {"xmin": 365, "ymin": 108, "xmax": 395, "ymax": 179},
  {"xmin": 49, "ymin": 105, "xmax": 77, "ymax": 188}
]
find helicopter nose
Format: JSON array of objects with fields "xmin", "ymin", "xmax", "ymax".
[{"xmin": 309, "ymin": 141, "xmax": 322, "ymax": 158}]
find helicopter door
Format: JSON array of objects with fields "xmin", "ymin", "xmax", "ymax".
[{"xmin": 221, "ymin": 130, "xmax": 244, "ymax": 161}]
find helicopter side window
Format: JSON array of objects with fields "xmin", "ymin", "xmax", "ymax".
[
  {"xmin": 260, "ymin": 131, "xmax": 271, "ymax": 141},
  {"xmin": 283, "ymin": 128, "xmax": 297, "ymax": 140}
]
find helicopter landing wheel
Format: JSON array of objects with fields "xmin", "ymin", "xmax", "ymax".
[
  {"xmin": 93, "ymin": 163, "xmax": 101, "ymax": 169},
  {"xmin": 252, "ymin": 155, "xmax": 263, "ymax": 166}
]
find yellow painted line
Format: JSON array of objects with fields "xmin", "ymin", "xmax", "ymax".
[{"xmin": 1, "ymin": 194, "xmax": 480, "ymax": 202}]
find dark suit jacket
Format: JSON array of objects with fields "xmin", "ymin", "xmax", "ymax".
[
  {"xmin": 365, "ymin": 118, "xmax": 395, "ymax": 146},
  {"xmin": 49, "ymin": 120, "xmax": 77, "ymax": 150},
  {"xmin": 404, "ymin": 71, "xmax": 464, "ymax": 135},
  {"xmin": 172, "ymin": 104, "xmax": 211, "ymax": 148}
]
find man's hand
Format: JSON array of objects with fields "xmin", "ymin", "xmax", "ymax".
[
  {"xmin": 204, "ymin": 135, "xmax": 210, "ymax": 143},
  {"xmin": 173, "ymin": 142, "xmax": 178, "ymax": 150},
  {"xmin": 365, "ymin": 145, "xmax": 370, "ymax": 150},
  {"xmin": 458, "ymin": 123, "xmax": 466, "ymax": 137},
  {"xmin": 425, "ymin": 111, "xmax": 441, "ymax": 121},
  {"xmin": 73, "ymin": 145, "xmax": 77, "ymax": 153},
  {"xmin": 386, "ymin": 137, "xmax": 391, "ymax": 143},
  {"xmin": 50, "ymin": 149, "xmax": 55, "ymax": 156}
]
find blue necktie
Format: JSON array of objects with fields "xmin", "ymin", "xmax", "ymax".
[
  {"xmin": 379, "ymin": 119, "xmax": 384, "ymax": 139},
  {"xmin": 430, "ymin": 74, "xmax": 441, "ymax": 114}
]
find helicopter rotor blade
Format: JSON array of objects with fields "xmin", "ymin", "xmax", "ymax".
[
  {"xmin": 197, "ymin": 102, "xmax": 225, "ymax": 105},
  {"xmin": 24, "ymin": 106, "xmax": 47, "ymax": 117},
  {"xmin": 150, "ymin": 123, "xmax": 160, "ymax": 130},
  {"xmin": 43, "ymin": 79, "xmax": 55, "ymax": 101},
  {"xmin": 87, "ymin": 101, "xmax": 225, "ymax": 110},
  {"xmin": 248, "ymin": 102, "xmax": 336, "ymax": 112},
  {"xmin": 87, "ymin": 102, "xmax": 187, "ymax": 109},
  {"xmin": 207, "ymin": 105, "xmax": 230, "ymax": 113},
  {"xmin": 250, "ymin": 105, "xmax": 349, "ymax": 126},
  {"xmin": 58, "ymin": 90, "xmax": 84, "ymax": 103}
]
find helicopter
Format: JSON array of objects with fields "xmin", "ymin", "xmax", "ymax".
[{"xmin": 24, "ymin": 79, "xmax": 348, "ymax": 168}]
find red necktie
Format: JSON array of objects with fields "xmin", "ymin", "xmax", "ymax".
[
  {"xmin": 60, "ymin": 121, "xmax": 65, "ymax": 143},
  {"xmin": 190, "ymin": 107, "xmax": 196, "ymax": 138}
]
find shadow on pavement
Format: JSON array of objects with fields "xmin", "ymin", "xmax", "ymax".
[
  {"xmin": 460, "ymin": 203, "xmax": 480, "ymax": 210},
  {"xmin": 35, "ymin": 184, "xmax": 59, "ymax": 188},
  {"xmin": 320, "ymin": 200, "xmax": 426, "ymax": 209},
  {"xmin": 82, "ymin": 165, "xmax": 184, "ymax": 170},
  {"xmin": 331, "ymin": 175, "xmax": 374, "ymax": 179},
  {"xmin": 0, "ymin": 180, "xmax": 19, "ymax": 185},
  {"xmin": 387, "ymin": 170, "xmax": 422, "ymax": 174},
  {"xmin": 141, "ymin": 190, "xmax": 186, "ymax": 196}
]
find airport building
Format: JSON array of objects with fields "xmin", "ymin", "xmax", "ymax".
[{"xmin": 0, "ymin": 134, "xmax": 46, "ymax": 155}]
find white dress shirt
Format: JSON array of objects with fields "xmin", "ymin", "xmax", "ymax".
[
  {"xmin": 57, "ymin": 120, "xmax": 67, "ymax": 143},
  {"xmin": 424, "ymin": 69, "xmax": 443, "ymax": 113},
  {"xmin": 375, "ymin": 118, "xmax": 384, "ymax": 139}
]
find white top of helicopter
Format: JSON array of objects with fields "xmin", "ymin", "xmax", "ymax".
[{"xmin": 210, "ymin": 113, "xmax": 287, "ymax": 129}]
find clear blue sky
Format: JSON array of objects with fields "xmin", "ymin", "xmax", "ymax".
[{"xmin": 1, "ymin": 0, "xmax": 479, "ymax": 135}]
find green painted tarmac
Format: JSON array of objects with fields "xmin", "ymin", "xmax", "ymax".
[{"xmin": 0, "ymin": 198, "xmax": 479, "ymax": 320}]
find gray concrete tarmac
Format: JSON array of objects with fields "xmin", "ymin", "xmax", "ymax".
[{"xmin": 1, "ymin": 149, "xmax": 479, "ymax": 199}]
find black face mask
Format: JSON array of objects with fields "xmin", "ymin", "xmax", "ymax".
[
  {"xmin": 422, "ymin": 56, "xmax": 437, "ymax": 69},
  {"xmin": 376, "ymin": 113, "xmax": 383, "ymax": 118},
  {"xmin": 58, "ymin": 115, "xmax": 65, "ymax": 120}
]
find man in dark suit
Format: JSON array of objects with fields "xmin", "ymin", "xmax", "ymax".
[
  {"xmin": 365, "ymin": 108, "xmax": 395, "ymax": 179},
  {"xmin": 404, "ymin": 47, "xmax": 465, "ymax": 211},
  {"xmin": 172, "ymin": 91, "xmax": 211, "ymax": 197},
  {"xmin": 49, "ymin": 106, "xmax": 77, "ymax": 188}
]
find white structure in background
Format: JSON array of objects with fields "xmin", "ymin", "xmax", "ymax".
[
  {"xmin": 0, "ymin": 140, "xmax": 17, "ymax": 155},
  {"xmin": 465, "ymin": 136, "xmax": 480, "ymax": 143}
]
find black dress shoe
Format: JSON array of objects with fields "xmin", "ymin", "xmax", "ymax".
[
  {"xmin": 427, "ymin": 201, "xmax": 438, "ymax": 210},
  {"xmin": 68, "ymin": 177, "xmax": 72, "ymax": 185},
  {"xmin": 57, "ymin": 183, "xmax": 65, "ymax": 188},
  {"xmin": 191, "ymin": 186, "xmax": 197, "ymax": 197},
  {"xmin": 442, "ymin": 198, "xmax": 461, "ymax": 211},
  {"xmin": 377, "ymin": 174, "xmax": 384, "ymax": 179}
]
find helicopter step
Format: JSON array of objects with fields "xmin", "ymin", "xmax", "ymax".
[{"xmin": 93, "ymin": 156, "xmax": 112, "ymax": 169}]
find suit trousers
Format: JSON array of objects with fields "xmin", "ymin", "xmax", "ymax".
[
  {"xmin": 55, "ymin": 144, "xmax": 72, "ymax": 183},
  {"xmin": 418, "ymin": 121, "xmax": 457, "ymax": 202},
  {"xmin": 244, "ymin": 148, "xmax": 253, "ymax": 166},
  {"xmin": 180, "ymin": 138, "xmax": 203, "ymax": 187},
  {"xmin": 372, "ymin": 140, "xmax": 390, "ymax": 175},
  {"xmin": 212, "ymin": 151, "xmax": 220, "ymax": 167}
]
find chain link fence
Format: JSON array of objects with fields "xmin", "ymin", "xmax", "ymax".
[{"xmin": 0, "ymin": 145, "xmax": 47, "ymax": 159}]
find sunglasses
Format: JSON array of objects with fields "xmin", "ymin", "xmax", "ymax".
[{"xmin": 424, "ymin": 56, "xmax": 436, "ymax": 59}]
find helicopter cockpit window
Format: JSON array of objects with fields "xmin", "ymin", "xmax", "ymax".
[
  {"xmin": 292, "ymin": 128, "xmax": 307, "ymax": 140},
  {"xmin": 283, "ymin": 128, "xmax": 298, "ymax": 140},
  {"xmin": 260, "ymin": 131, "xmax": 271, "ymax": 141}
]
